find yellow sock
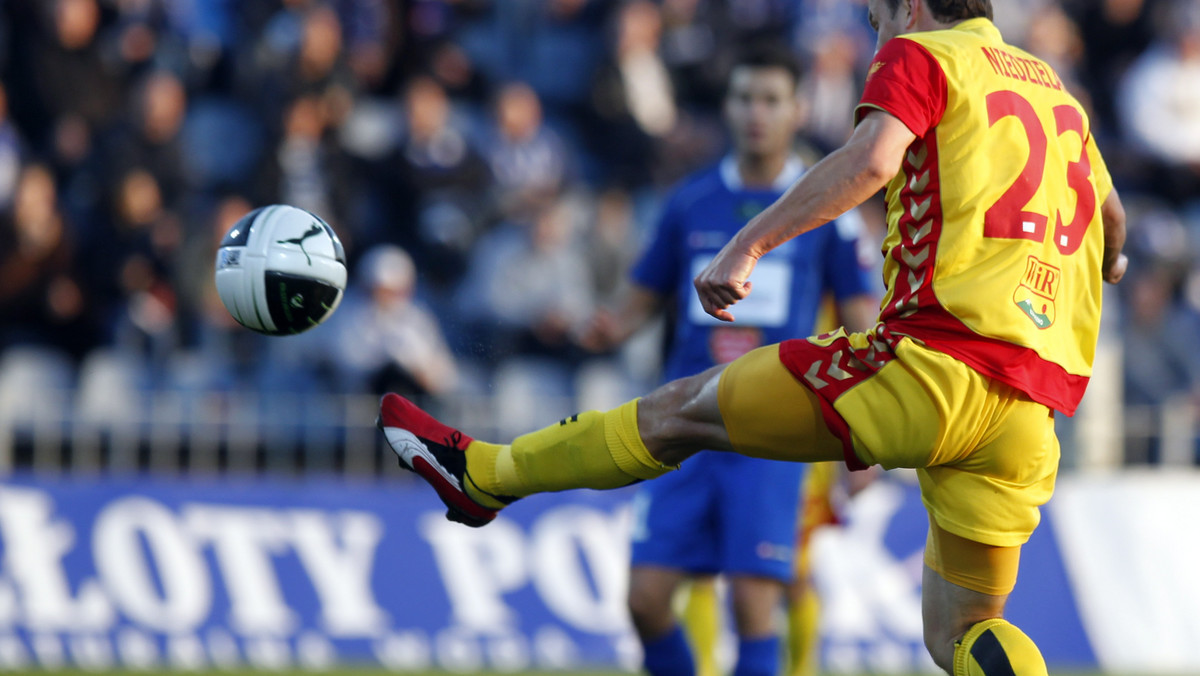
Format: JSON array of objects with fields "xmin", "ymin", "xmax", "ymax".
[
  {"xmin": 954, "ymin": 619, "xmax": 1047, "ymax": 676},
  {"xmin": 679, "ymin": 579, "xmax": 721, "ymax": 676},
  {"xmin": 464, "ymin": 400, "xmax": 675, "ymax": 508},
  {"xmin": 785, "ymin": 583, "xmax": 820, "ymax": 676}
]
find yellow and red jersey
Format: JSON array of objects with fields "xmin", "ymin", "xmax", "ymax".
[{"xmin": 852, "ymin": 18, "xmax": 1112, "ymax": 416}]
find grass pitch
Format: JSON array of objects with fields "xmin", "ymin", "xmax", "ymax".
[{"xmin": 32, "ymin": 671, "xmax": 1132, "ymax": 676}]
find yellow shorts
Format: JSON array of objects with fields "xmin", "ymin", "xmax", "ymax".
[{"xmin": 720, "ymin": 331, "xmax": 1059, "ymax": 551}]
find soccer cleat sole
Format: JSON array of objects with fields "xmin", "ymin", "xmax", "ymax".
[{"xmin": 377, "ymin": 415, "xmax": 496, "ymax": 528}]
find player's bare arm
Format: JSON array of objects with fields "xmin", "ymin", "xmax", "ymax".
[
  {"xmin": 695, "ymin": 111, "xmax": 915, "ymax": 321},
  {"xmin": 1100, "ymin": 190, "xmax": 1127, "ymax": 284}
]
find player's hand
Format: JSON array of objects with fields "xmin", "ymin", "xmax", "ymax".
[
  {"xmin": 1103, "ymin": 252, "xmax": 1127, "ymax": 284},
  {"xmin": 694, "ymin": 247, "xmax": 758, "ymax": 322}
]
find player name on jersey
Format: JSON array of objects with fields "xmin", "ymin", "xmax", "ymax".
[{"xmin": 979, "ymin": 46, "xmax": 1063, "ymax": 91}]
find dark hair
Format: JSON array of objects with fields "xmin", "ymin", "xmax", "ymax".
[
  {"xmin": 728, "ymin": 43, "xmax": 802, "ymax": 88},
  {"xmin": 881, "ymin": 0, "xmax": 993, "ymax": 22}
]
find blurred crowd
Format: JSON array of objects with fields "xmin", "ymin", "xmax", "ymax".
[{"xmin": 0, "ymin": 0, "xmax": 1198, "ymax": 462}]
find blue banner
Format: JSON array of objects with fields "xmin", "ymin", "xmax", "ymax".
[
  {"xmin": 0, "ymin": 473, "xmax": 1112, "ymax": 672},
  {"xmin": 0, "ymin": 475, "xmax": 640, "ymax": 671}
]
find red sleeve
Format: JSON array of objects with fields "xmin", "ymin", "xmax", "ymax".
[{"xmin": 855, "ymin": 37, "xmax": 947, "ymax": 136}]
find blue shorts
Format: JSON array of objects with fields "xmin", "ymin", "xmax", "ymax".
[{"xmin": 629, "ymin": 451, "xmax": 805, "ymax": 582}]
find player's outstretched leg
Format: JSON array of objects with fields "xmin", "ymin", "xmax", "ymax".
[
  {"xmin": 382, "ymin": 350, "xmax": 845, "ymax": 526},
  {"xmin": 378, "ymin": 384, "xmax": 689, "ymax": 525}
]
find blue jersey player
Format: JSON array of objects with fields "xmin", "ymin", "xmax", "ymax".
[{"xmin": 581, "ymin": 45, "xmax": 877, "ymax": 676}]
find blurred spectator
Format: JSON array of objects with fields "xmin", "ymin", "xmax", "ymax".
[
  {"xmin": 170, "ymin": 194, "xmax": 262, "ymax": 390},
  {"xmin": 1117, "ymin": 0, "xmax": 1200, "ymax": 204},
  {"xmin": 1117, "ymin": 202, "xmax": 1198, "ymax": 460},
  {"xmin": 799, "ymin": 30, "xmax": 860, "ymax": 152},
  {"xmin": 585, "ymin": 186, "xmax": 641, "ymax": 307},
  {"xmin": 589, "ymin": 0, "xmax": 676, "ymax": 187},
  {"xmin": 990, "ymin": 0, "xmax": 1054, "ymax": 48},
  {"xmin": 86, "ymin": 168, "xmax": 183, "ymax": 362},
  {"xmin": 397, "ymin": 0, "xmax": 463, "ymax": 81},
  {"xmin": 792, "ymin": 0, "xmax": 874, "ymax": 68},
  {"xmin": 483, "ymin": 81, "xmax": 570, "ymax": 218},
  {"xmin": 376, "ymin": 75, "xmax": 490, "ymax": 264},
  {"xmin": 451, "ymin": 0, "xmax": 607, "ymax": 113},
  {"xmin": 297, "ymin": 5, "xmax": 351, "ymax": 94},
  {"xmin": 512, "ymin": 0, "xmax": 608, "ymax": 113},
  {"xmin": 254, "ymin": 3, "xmax": 355, "ymax": 137},
  {"xmin": 455, "ymin": 195, "xmax": 594, "ymax": 363},
  {"xmin": 102, "ymin": 70, "xmax": 189, "ymax": 212},
  {"xmin": 327, "ymin": 244, "xmax": 458, "ymax": 397},
  {"xmin": 179, "ymin": 96, "xmax": 265, "ymax": 196},
  {"xmin": 1024, "ymin": 4, "xmax": 1088, "ymax": 95},
  {"xmin": 159, "ymin": 0, "xmax": 238, "ymax": 80},
  {"xmin": 398, "ymin": 76, "xmax": 484, "ymax": 190},
  {"xmin": 108, "ymin": 0, "xmax": 160, "ymax": 71},
  {"xmin": 1121, "ymin": 266, "xmax": 1200, "ymax": 462},
  {"xmin": 610, "ymin": 2, "xmax": 676, "ymax": 138},
  {"xmin": 35, "ymin": 0, "xmax": 124, "ymax": 158},
  {"xmin": 659, "ymin": 0, "xmax": 725, "ymax": 110},
  {"xmin": 0, "ymin": 163, "xmax": 92, "ymax": 357},
  {"xmin": 271, "ymin": 94, "xmax": 350, "ymax": 231},
  {"xmin": 427, "ymin": 40, "xmax": 489, "ymax": 105},
  {"xmin": 175, "ymin": 193, "xmax": 247, "ymax": 345},
  {"xmin": 1068, "ymin": 0, "xmax": 1158, "ymax": 134},
  {"xmin": 333, "ymin": 0, "xmax": 393, "ymax": 92}
]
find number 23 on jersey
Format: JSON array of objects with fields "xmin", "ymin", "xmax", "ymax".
[{"xmin": 983, "ymin": 90, "xmax": 1096, "ymax": 256}]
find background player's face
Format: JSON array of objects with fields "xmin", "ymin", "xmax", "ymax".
[
  {"xmin": 724, "ymin": 66, "xmax": 802, "ymax": 159},
  {"xmin": 868, "ymin": 0, "xmax": 910, "ymax": 51}
]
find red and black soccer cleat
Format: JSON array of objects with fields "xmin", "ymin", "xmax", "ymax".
[{"xmin": 378, "ymin": 393, "xmax": 499, "ymax": 527}]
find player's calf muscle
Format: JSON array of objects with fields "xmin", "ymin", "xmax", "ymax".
[{"xmin": 639, "ymin": 367, "xmax": 731, "ymax": 465}]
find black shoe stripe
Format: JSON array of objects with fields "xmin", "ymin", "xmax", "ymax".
[{"xmin": 970, "ymin": 628, "xmax": 1016, "ymax": 676}]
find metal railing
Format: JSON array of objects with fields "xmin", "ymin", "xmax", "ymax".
[
  {"xmin": 0, "ymin": 387, "xmax": 581, "ymax": 478},
  {"xmin": 1, "ymin": 342, "xmax": 1195, "ymax": 476}
]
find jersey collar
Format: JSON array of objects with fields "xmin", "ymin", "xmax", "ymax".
[
  {"xmin": 953, "ymin": 17, "xmax": 1001, "ymax": 42},
  {"xmin": 719, "ymin": 155, "xmax": 805, "ymax": 192}
]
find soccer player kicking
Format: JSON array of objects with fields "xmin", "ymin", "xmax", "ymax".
[
  {"xmin": 578, "ymin": 45, "xmax": 876, "ymax": 676},
  {"xmin": 380, "ymin": 1, "xmax": 1127, "ymax": 674}
]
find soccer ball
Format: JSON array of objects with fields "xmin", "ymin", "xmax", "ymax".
[{"xmin": 214, "ymin": 204, "xmax": 347, "ymax": 335}]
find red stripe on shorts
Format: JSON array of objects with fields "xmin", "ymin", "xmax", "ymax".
[{"xmin": 778, "ymin": 328, "xmax": 901, "ymax": 471}]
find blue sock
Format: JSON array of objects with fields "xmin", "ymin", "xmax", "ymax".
[
  {"xmin": 641, "ymin": 625, "xmax": 695, "ymax": 676},
  {"xmin": 733, "ymin": 635, "xmax": 780, "ymax": 676}
]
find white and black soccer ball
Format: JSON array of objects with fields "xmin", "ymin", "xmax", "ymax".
[{"xmin": 214, "ymin": 204, "xmax": 347, "ymax": 335}]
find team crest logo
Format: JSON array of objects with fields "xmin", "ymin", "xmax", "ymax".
[
  {"xmin": 1013, "ymin": 255, "xmax": 1059, "ymax": 329},
  {"xmin": 867, "ymin": 61, "xmax": 885, "ymax": 81}
]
